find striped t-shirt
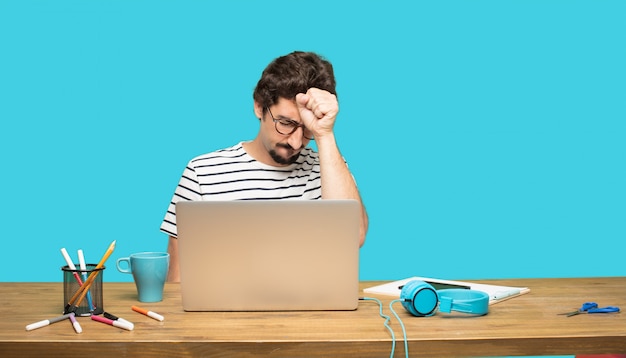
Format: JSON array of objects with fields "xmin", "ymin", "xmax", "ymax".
[{"xmin": 160, "ymin": 142, "xmax": 322, "ymax": 237}]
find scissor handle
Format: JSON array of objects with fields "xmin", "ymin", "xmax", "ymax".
[
  {"xmin": 588, "ymin": 306, "xmax": 620, "ymax": 313},
  {"xmin": 581, "ymin": 302, "xmax": 598, "ymax": 311}
]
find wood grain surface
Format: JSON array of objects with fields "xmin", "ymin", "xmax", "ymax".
[{"xmin": 1, "ymin": 278, "xmax": 625, "ymax": 357}]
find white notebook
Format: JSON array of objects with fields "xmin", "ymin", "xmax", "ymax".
[{"xmin": 364, "ymin": 276, "xmax": 530, "ymax": 305}]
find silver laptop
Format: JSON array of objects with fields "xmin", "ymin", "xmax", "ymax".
[{"xmin": 176, "ymin": 200, "xmax": 360, "ymax": 311}]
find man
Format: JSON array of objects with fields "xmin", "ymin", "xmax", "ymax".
[{"xmin": 160, "ymin": 51, "xmax": 368, "ymax": 282}]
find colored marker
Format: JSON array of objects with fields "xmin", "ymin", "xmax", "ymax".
[
  {"xmin": 132, "ymin": 305, "xmax": 164, "ymax": 321},
  {"xmin": 60, "ymin": 248, "xmax": 84, "ymax": 285},
  {"xmin": 104, "ymin": 312, "xmax": 135, "ymax": 330},
  {"xmin": 68, "ymin": 313, "xmax": 82, "ymax": 333},
  {"xmin": 91, "ymin": 315, "xmax": 134, "ymax": 331},
  {"xmin": 26, "ymin": 313, "xmax": 73, "ymax": 331},
  {"xmin": 77, "ymin": 249, "xmax": 95, "ymax": 311}
]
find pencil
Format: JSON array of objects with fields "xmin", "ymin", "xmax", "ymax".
[{"xmin": 64, "ymin": 240, "xmax": 116, "ymax": 314}]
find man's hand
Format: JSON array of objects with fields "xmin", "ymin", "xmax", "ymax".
[{"xmin": 295, "ymin": 88, "xmax": 338, "ymax": 139}]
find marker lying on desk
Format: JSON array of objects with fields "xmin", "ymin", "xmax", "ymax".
[
  {"xmin": 68, "ymin": 313, "xmax": 82, "ymax": 333},
  {"xmin": 104, "ymin": 312, "xmax": 135, "ymax": 330},
  {"xmin": 91, "ymin": 315, "xmax": 134, "ymax": 331},
  {"xmin": 132, "ymin": 305, "xmax": 164, "ymax": 321},
  {"xmin": 26, "ymin": 313, "xmax": 73, "ymax": 331}
]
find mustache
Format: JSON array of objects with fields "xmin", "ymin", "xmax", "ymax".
[{"xmin": 276, "ymin": 143, "xmax": 304, "ymax": 151}]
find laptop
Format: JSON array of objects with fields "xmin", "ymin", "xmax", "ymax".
[{"xmin": 175, "ymin": 200, "xmax": 361, "ymax": 311}]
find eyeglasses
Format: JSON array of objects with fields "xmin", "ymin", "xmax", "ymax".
[{"xmin": 266, "ymin": 107, "xmax": 314, "ymax": 140}]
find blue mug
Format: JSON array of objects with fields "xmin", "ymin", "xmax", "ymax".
[{"xmin": 116, "ymin": 252, "xmax": 170, "ymax": 302}]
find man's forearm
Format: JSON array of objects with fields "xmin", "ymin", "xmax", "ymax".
[{"xmin": 316, "ymin": 133, "xmax": 368, "ymax": 246}]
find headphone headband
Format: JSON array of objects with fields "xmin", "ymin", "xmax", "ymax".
[{"xmin": 438, "ymin": 289, "xmax": 489, "ymax": 315}]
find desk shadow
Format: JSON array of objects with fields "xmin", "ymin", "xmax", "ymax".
[{"xmin": 112, "ymin": 291, "xmax": 139, "ymax": 301}]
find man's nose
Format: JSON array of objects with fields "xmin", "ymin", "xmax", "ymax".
[{"xmin": 287, "ymin": 127, "xmax": 305, "ymax": 149}]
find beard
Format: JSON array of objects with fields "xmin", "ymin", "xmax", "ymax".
[{"xmin": 269, "ymin": 144, "xmax": 301, "ymax": 165}]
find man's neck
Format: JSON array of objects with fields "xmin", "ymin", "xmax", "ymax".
[{"xmin": 242, "ymin": 139, "xmax": 288, "ymax": 167}]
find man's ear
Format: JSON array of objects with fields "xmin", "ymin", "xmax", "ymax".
[{"xmin": 253, "ymin": 101, "xmax": 264, "ymax": 120}]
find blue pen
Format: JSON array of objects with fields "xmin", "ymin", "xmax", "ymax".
[{"xmin": 77, "ymin": 249, "xmax": 95, "ymax": 311}]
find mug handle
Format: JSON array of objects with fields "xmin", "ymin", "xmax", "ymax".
[{"xmin": 116, "ymin": 257, "xmax": 132, "ymax": 274}]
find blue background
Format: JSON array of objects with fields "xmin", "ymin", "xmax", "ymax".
[{"xmin": 1, "ymin": 0, "xmax": 624, "ymax": 285}]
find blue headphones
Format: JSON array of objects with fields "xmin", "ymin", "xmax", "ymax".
[{"xmin": 400, "ymin": 280, "xmax": 489, "ymax": 316}]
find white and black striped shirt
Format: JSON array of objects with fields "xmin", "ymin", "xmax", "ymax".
[{"xmin": 160, "ymin": 142, "xmax": 322, "ymax": 237}]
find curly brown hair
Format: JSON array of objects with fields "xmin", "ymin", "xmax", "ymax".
[{"xmin": 253, "ymin": 51, "xmax": 336, "ymax": 111}]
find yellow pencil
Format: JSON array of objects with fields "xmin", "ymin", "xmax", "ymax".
[{"xmin": 64, "ymin": 240, "xmax": 116, "ymax": 314}]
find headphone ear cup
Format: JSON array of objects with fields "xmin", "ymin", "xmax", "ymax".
[{"xmin": 400, "ymin": 280, "xmax": 438, "ymax": 317}]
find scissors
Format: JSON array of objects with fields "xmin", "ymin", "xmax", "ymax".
[{"xmin": 559, "ymin": 302, "xmax": 620, "ymax": 317}]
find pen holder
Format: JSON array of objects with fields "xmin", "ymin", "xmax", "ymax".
[{"xmin": 62, "ymin": 264, "xmax": 105, "ymax": 316}]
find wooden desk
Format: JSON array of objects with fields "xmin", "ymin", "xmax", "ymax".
[{"xmin": 1, "ymin": 278, "xmax": 625, "ymax": 357}]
